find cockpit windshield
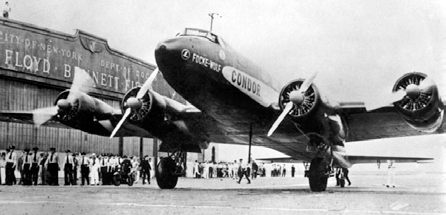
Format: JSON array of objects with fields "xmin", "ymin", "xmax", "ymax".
[{"xmin": 176, "ymin": 28, "xmax": 220, "ymax": 45}]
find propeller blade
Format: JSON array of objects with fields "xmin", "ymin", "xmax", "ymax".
[
  {"xmin": 137, "ymin": 68, "xmax": 159, "ymax": 99},
  {"xmin": 110, "ymin": 108, "xmax": 131, "ymax": 139},
  {"xmin": 298, "ymin": 71, "xmax": 318, "ymax": 93},
  {"xmin": 67, "ymin": 67, "xmax": 96, "ymax": 102},
  {"xmin": 32, "ymin": 106, "xmax": 58, "ymax": 127},
  {"xmin": 418, "ymin": 77, "xmax": 435, "ymax": 92},
  {"xmin": 267, "ymin": 102, "xmax": 294, "ymax": 137},
  {"xmin": 365, "ymin": 90, "xmax": 406, "ymax": 111}
]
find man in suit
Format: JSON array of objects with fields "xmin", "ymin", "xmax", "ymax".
[
  {"xmin": 80, "ymin": 152, "xmax": 90, "ymax": 185},
  {"xmin": 30, "ymin": 147, "xmax": 40, "ymax": 185},
  {"xmin": 45, "ymin": 147, "xmax": 59, "ymax": 186},
  {"xmin": 22, "ymin": 148, "xmax": 32, "ymax": 185},
  {"xmin": 237, "ymin": 158, "xmax": 251, "ymax": 184},
  {"xmin": 100, "ymin": 154, "xmax": 109, "ymax": 185},
  {"xmin": 63, "ymin": 150, "xmax": 74, "ymax": 185},
  {"xmin": 72, "ymin": 152, "xmax": 79, "ymax": 185},
  {"xmin": 140, "ymin": 155, "xmax": 152, "ymax": 185},
  {"xmin": 5, "ymin": 145, "xmax": 17, "ymax": 185}
]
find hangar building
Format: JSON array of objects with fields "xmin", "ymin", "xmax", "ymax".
[{"xmin": 0, "ymin": 18, "xmax": 214, "ymax": 166}]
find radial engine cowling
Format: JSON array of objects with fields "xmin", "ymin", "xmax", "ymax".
[
  {"xmin": 393, "ymin": 72, "xmax": 444, "ymax": 132},
  {"xmin": 278, "ymin": 79, "xmax": 320, "ymax": 121},
  {"xmin": 54, "ymin": 90, "xmax": 114, "ymax": 136},
  {"xmin": 121, "ymin": 87, "xmax": 166, "ymax": 131}
]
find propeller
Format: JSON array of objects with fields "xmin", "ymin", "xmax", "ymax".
[
  {"xmin": 110, "ymin": 68, "xmax": 159, "ymax": 138},
  {"xmin": 32, "ymin": 67, "xmax": 95, "ymax": 127},
  {"xmin": 267, "ymin": 72, "xmax": 317, "ymax": 137},
  {"xmin": 365, "ymin": 76, "xmax": 434, "ymax": 112}
]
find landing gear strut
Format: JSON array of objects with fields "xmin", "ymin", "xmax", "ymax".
[
  {"xmin": 156, "ymin": 151, "xmax": 186, "ymax": 189},
  {"xmin": 308, "ymin": 157, "xmax": 329, "ymax": 192}
]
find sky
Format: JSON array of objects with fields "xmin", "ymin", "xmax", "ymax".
[
  {"xmin": 9, "ymin": 0, "xmax": 446, "ymax": 170},
  {"xmin": 10, "ymin": 0, "xmax": 446, "ymax": 101}
]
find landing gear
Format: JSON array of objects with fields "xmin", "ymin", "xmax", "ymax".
[
  {"xmin": 156, "ymin": 151, "xmax": 187, "ymax": 189},
  {"xmin": 308, "ymin": 157, "xmax": 329, "ymax": 192},
  {"xmin": 156, "ymin": 157, "xmax": 178, "ymax": 189}
]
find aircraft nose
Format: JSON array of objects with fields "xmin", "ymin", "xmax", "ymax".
[{"xmin": 155, "ymin": 38, "xmax": 190, "ymax": 77}]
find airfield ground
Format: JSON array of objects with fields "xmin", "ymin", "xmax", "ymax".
[{"xmin": 0, "ymin": 172, "xmax": 444, "ymax": 215}]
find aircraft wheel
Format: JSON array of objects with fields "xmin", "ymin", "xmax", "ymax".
[
  {"xmin": 156, "ymin": 157, "xmax": 178, "ymax": 189},
  {"xmin": 113, "ymin": 174, "xmax": 121, "ymax": 186},
  {"xmin": 128, "ymin": 175, "xmax": 134, "ymax": 186},
  {"xmin": 308, "ymin": 157, "xmax": 329, "ymax": 192}
]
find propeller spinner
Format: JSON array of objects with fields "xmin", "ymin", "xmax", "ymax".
[
  {"xmin": 267, "ymin": 72, "xmax": 318, "ymax": 137},
  {"xmin": 110, "ymin": 68, "xmax": 159, "ymax": 138},
  {"xmin": 32, "ymin": 67, "xmax": 95, "ymax": 127}
]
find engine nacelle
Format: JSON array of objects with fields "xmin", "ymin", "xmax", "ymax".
[
  {"xmin": 278, "ymin": 79, "xmax": 320, "ymax": 121},
  {"xmin": 392, "ymin": 72, "xmax": 444, "ymax": 132},
  {"xmin": 54, "ymin": 90, "xmax": 114, "ymax": 136},
  {"xmin": 121, "ymin": 87, "xmax": 168, "ymax": 136}
]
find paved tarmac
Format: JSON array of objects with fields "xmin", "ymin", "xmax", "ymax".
[{"xmin": 0, "ymin": 173, "xmax": 444, "ymax": 215}]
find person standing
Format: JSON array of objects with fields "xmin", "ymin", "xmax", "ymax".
[
  {"xmin": 45, "ymin": 147, "xmax": 59, "ymax": 186},
  {"xmin": 22, "ymin": 148, "xmax": 32, "ymax": 185},
  {"xmin": 17, "ymin": 149, "xmax": 24, "ymax": 185},
  {"xmin": 251, "ymin": 161, "xmax": 258, "ymax": 179},
  {"xmin": 335, "ymin": 168, "xmax": 341, "ymax": 186},
  {"xmin": 291, "ymin": 165, "xmax": 295, "ymax": 177},
  {"xmin": 386, "ymin": 160, "xmax": 395, "ymax": 188},
  {"xmin": 90, "ymin": 153, "xmax": 100, "ymax": 186},
  {"xmin": 140, "ymin": 156, "xmax": 151, "ymax": 185},
  {"xmin": 0, "ymin": 152, "xmax": 6, "ymax": 184},
  {"xmin": 39, "ymin": 152, "xmax": 47, "ymax": 185},
  {"xmin": 237, "ymin": 158, "xmax": 251, "ymax": 184},
  {"xmin": 193, "ymin": 160, "xmax": 200, "ymax": 178},
  {"xmin": 80, "ymin": 152, "xmax": 90, "ymax": 185},
  {"xmin": 100, "ymin": 154, "xmax": 109, "ymax": 185},
  {"xmin": 72, "ymin": 153, "xmax": 79, "ymax": 185},
  {"xmin": 63, "ymin": 150, "xmax": 74, "ymax": 185},
  {"xmin": 342, "ymin": 168, "xmax": 351, "ymax": 186},
  {"xmin": 30, "ymin": 147, "xmax": 40, "ymax": 186},
  {"xmin": 5, "ymin": 146, "xmax": 17, "ymax": 185}
]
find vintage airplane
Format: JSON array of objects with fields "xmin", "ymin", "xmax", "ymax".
[{"xmin": 28, "ymin": 28, "xmax": 442, "ymax": 191}]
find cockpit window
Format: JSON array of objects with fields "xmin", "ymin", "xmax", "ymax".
[{"xmin": 176, "ymin": 28, "xmax": 220, "ymax": 44}]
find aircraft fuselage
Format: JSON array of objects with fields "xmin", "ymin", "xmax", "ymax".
[{"xmin": 155, "ymin": 29, "xmax": 283, "ymax": 131}]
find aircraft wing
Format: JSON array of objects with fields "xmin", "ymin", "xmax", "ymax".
[
  {"xmin": 347, "ymin": 155, "xmax": 433, "ymax": 165},
  {"xmin": 336, "ymin": 102, "xmax": 445, "ymax": 142},
  {"xmin": 0, "ymin": 110, "xmax": 68, "ymax": 128},
  {"xmin": 0, "ymin": 108, "xmax": 152, "ymax": 138},
  {"xmin": 255, "ymin": 155, "xmax": 433, "ymax": 165}
]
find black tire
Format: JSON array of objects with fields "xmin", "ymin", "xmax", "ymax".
[
  {"xmin": 340, "ymin": 179, "xmax": 345, "ymax": 188},
  {"xmin": 308, "ymin": 157, "xmax": 329, "ymax": 192},
  {"xmin": 156, "ymin": 157, "xmax": 178, "ymax": 189},
  {"xmin": 128, "ymin": 174, "xmax": 134, "ymax": 186},
  {"xmin": 113, "ymin": 175, "xmax": 121, "ymax": 186}
]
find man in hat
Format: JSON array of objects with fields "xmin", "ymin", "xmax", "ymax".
[
  {"xmin": 45, "ymin": 147, "xmax": 59, "ymax": 186},
  {"xmin": 63, "ymin": 150, "xmax": 74, "ymax": 185},
  {"xmin": 100, "ymin": 154, "xmax": 109, "ymax": 185},
  {"xmin": 72, "ymin": 152, "xmax": 79, "ymax": 185},
  {"xmin": 80, "ymin": 152, "xmax": 90, "ymax": 185},
  {"xmin": 22, "ymin": 148, "xmax": 32, "ymax": 185},
  {"xmin": 5, "ymin": 145, "xmax": 17, "ymax": 185},
  {"xmin": 140, "ymin": 155, "xmax": 151, "ymax": 185},
  {"xmin": 30, "ymin": 147, "xmax": 40, "ymax": 185},
  {"xmin": 90, "ymin": 153, "xmax": 100, "ymax": 185}
]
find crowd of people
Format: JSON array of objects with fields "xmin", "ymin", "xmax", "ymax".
[
  {"xmin": 190, "ymin": 159, "xmax": 296, "ymax": 183},
  {"xmin": 0, "ymin": 145, "xmax": 153, "ymax": 186}
]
